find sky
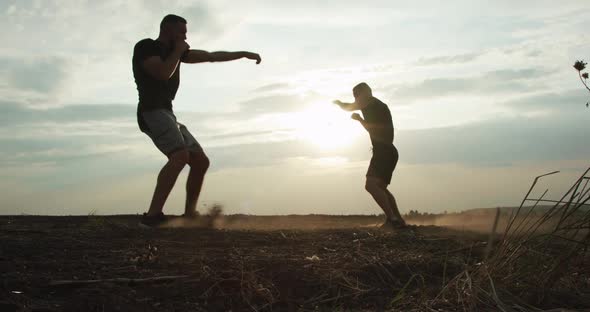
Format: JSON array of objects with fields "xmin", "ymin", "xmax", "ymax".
[{"xmin": 1, "ymin": 0, "xmax": 589, "ymax": 216}]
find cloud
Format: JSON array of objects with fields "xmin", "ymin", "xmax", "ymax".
[
  {"xmin": 251, "ymin": 83, "xmax": 291, "ymax": 93},
  {"xmin": 502, "ymin": 91, "xmax": 589, "ymax": 113},
  {"xmin": 0, "ymin": 101, "xmax": 152, "ymax": 183},
  {"xmin": 398, "ymin": 108, "xmax": 590, "ymax": 167},
  {"xmin": 0, "ymin": 100, "xmax": 298, "ymax": 159},
  {"xmin": 0, "ymin": 142, "xmax": 138, "ymax": 165},
  {"xmin": 204, "ymin": 129, "xmax": 285, "ymax": 141},
  {"xmin": 0, "ymin": 0, "xmax": 232, "ymax": 108},
  {"xmin": 237, "ymin": 92, "xmax": 324, "ymax": 115},
  {"xmin": 181, "ymin": 3, "xmax": 229, "ymax": 43},
  {"xmin": 0, "ymin": 102, "xmax": 136, "ymax": 126},
  {"xmin": 388, "ymin": 68, "xmax": 552, "ymax": 102},
  {"xmin": 484, "ymin": 69, "xmax": 544, "ymax": 80},
  {"xmin": 203, "ymin": 98, "xmax": 590, "ymax": 171},
  {"xmin": 415, "ymin": 52, "xmax": 485, "ymax": 66},
  {"xmin": 242, "ymin": 5, "xmax": 397, "ymax": 27},
  {"xmin": 0, "ymin": 0, "xmax": 226, "ymax": 50},
  {"xmin": 5, "ymin": 91, "xmax": 588, "ymax": 182},
  {"xmin": 1, "ymin": 57, "xmax": 67, "ymax": 93},
  {"xmin": 205, "ymin": 138, "xmax": 370, "ymax": 171},
  {"xmin": 0, "ymin": 56, "xmax": 71, "ymax": 106}
]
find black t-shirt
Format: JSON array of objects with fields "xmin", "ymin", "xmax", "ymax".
[
  {"xmin": 361, "ymin": 97, "xmax": 394, "ymax": 148},
  {"xmin": 132, "ymin": 38, "xmax": 181, "ymax": 131}
]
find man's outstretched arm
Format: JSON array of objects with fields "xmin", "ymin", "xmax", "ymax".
[
  {"xmin": 333, "ymin": 100, "xmax": 362, "ymax": 111},
  {"xmin": 182, "ymin": 50, "xmax": 261, "ymax": 64}
]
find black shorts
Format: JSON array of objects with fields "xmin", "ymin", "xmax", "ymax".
[{"xmin": 366, "ymin": 145, "xmax": 399, "ymax": 185}]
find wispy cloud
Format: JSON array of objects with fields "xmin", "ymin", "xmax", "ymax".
[
  {"xmin": 415, "ymin": 52, "xmax": 485, "ymax": 66},
  {"xmin": 237, "ymin": 92, "xmax": 323, "ymax": 115},
  {"xmin": 388, "ymin": 68, "xmax": 553, "ymax": 102},
  {"xmin": 502, "ymin": 91, "xmax": 589, "ymax": 113},
  {"xmin": 399, "ymin": 109, "xmax": 590, "ymax": 167},
  {"xmin": 0, "ymin": 102, "xmax": 136, "ymax": 125},
  {"xmin": 251, "ymin": 83, "xmax": 291, "ymax": 93},
  {"xmin": 0, "ymin": 56, "xmax": 71, "ymax": 106}
]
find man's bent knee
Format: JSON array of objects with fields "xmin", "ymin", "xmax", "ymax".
[
  {"xmin": 189, "ymin": 152, "xmax": 210, "ymax": 172},
  {"xmin": 168, "ymin": 149, "xmax": 190, "ymax": 169}
]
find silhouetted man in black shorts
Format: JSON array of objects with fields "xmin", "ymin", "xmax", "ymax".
[
  {"xmin": 132, "ymin": 14, "xmax": 261, "ymax": 227},
  {"xmin": 334, "ymin": 82, "xmax": 406, "ymax": 230}
]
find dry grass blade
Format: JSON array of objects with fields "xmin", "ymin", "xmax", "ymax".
[
  {"xmin": 434, "ymin": 167, "xmax": 590, "ymax": 311},
  {"xmin": 389, "ymin": 274, "xmax": 425, "ymax": 307},
  {"xmin": 484, "ymin": 208, "xmax": 501, "ymax": 261},
  {"xmin": 49, "ymin": 275, "xmax": 191, "ymax": 286}
]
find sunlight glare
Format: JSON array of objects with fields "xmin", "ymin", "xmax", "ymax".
[{"xmin": 285, "ymin": 101, "xmax": 362, "ymax": 150}]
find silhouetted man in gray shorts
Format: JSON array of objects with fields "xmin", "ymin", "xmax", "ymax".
[
  {"xmin": 132, "ymin": 14, "xmax": 261, "ymax": 227},
  {"xmin": 334, "ymin": 83, "xmax": 406, "ymax": 230}
]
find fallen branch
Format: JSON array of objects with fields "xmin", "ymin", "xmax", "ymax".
[
  {"xmin": 49, "ymin": 275, "xmax": 190, "ymax": 287},
  {"xmin": 0, "ymin": 229, "xmax": 48, "ymax": 234}
]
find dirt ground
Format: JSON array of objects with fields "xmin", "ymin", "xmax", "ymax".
[{"xmin": 0, "ymin": 215, "xmax": 587, "ymax": 311}]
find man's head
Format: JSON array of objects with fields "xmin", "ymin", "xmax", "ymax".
[
  {"xmin": 353, "ymin": 82, "xmax": 373, "ymax": 106},
  {"xmin": 159, "ymin": 14, "xmax": 187, "ymax": 43}
]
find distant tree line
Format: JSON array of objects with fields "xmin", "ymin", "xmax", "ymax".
[{"xmin": 405, "ymin": 210, "xmax": 448, "ymax": 218}]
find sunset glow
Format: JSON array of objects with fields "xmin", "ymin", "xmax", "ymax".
[{"xmin": 289, "ymin": 102, "xmax": 363, "ymax": 149}]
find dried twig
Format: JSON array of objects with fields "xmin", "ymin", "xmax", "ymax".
[{"xmin": 49, "ymin": 275, "xmax": 190, "ymax": 287}]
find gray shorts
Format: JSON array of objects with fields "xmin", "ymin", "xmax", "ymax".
[{"xmin": 141, "ymin": 109, "xmax": 203, "ymax": 156}]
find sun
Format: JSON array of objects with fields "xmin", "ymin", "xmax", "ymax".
[{"xmin": 286, "ymin": 102, "xmax": 363, "ymax": 150}]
